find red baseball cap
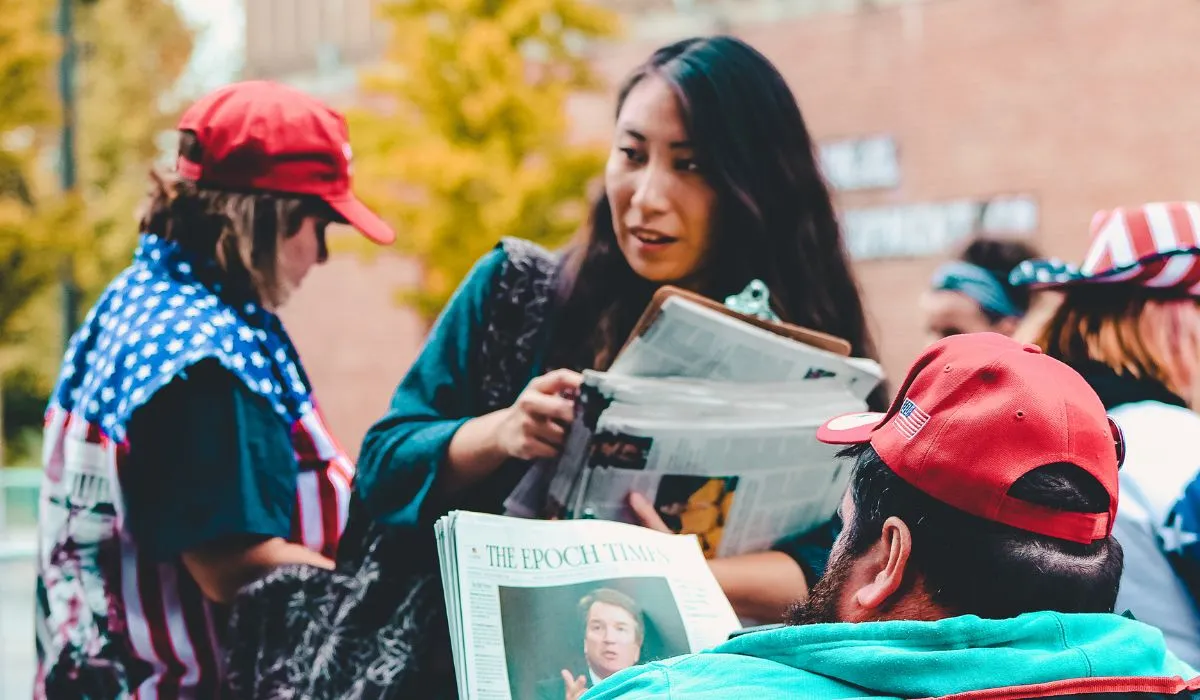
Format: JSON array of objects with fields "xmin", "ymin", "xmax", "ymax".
[
  {"xmin": 816, "ymin": 332, "xmax": 1125, "ymax": 545},
  {"xmin": 175, "ymin": 80, "xmax": 395, "ymax": 245}
]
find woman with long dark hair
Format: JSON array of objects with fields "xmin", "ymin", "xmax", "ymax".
[
  {"xmin": 361, "ymin": 32, "xmax": 881, "ymax": 605},
  {"xmin": 247, "ymin": 35, "xmax": 883, "ymax": 699},
  {"xmin": 544, "ymin": 38, "xmax": 879, "ymax": 375}
]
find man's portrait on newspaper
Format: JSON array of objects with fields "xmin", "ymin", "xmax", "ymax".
[{"xmin": 497, "ymin": 577, "xmax": 687, "ymax": 700}]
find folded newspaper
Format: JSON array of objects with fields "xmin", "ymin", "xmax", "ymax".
[
  {"xmin": 436, "ymin": 510, "xmax": 741, "ymax": 700},
  {"xmin": 504, "ymin": 290, "xmax": 885, "ymax": 558}
]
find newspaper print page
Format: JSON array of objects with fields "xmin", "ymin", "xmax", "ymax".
[{"xmin": 439, "ymin": 511, "xmax": 740, "ymax": 700}]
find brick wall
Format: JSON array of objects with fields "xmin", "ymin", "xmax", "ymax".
[{"xmin": 278, "ymin": 0, "xmax": 1200, "ymax": 454}]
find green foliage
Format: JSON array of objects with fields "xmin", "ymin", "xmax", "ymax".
[
  {"xmin": 350, "ymin": 0, "xmax": 621, "ymax": 317},
  {"xmin": 0, "ymin": 0, "xmax": 65, "ymax": 371},
  {"xmin": 72, "ymin": 0, "xmax": 195, "ymax": 303},
  {"xmin": 0, "ymin": 0, "xmax": 194, "ymax": 459},
  {"xmin": 0, "ymin": 0, "xmax": 55, "ymax": 135}
]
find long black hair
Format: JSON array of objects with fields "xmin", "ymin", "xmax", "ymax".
[{"xmin": 547, "ymin": 36, "xmax": 885, "ymax": 407}]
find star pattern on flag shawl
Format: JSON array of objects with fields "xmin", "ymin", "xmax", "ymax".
[
  {"xmin": 53, "ymin": 234, "xmax": 315, "ymax": 443},
  {"xmin": 1162, "ymin": 512, "xmax": 1200, "ymax": 554}
]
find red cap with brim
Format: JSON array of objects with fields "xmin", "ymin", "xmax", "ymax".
[
  {"xmin": 326, "ymin": 193, "xmax": 395, "ymax": 245},
  {"xmin": 175, "ymin": 80, "xmax": 396, "ymax": 246},
  {"xmin": 816, "ymin": 333, "xmax": 1125, "ymax": 545}
]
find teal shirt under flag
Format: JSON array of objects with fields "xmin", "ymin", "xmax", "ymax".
[{"xmin": 583, "ymin": 611, "xmax": 1199, "ymax": 699}]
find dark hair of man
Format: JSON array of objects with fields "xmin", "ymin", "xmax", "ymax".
[
  {"xmin": 839, "ymin": 443, "xmax": 1123, "ymax": 619},
  {"xmin": 547, "ymin": 35, "xmax": 887, "ymax": 411}
]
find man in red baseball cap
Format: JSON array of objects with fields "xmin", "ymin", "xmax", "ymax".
[
  {"xmin": 174, "ymin": 79, "xmax": 395, "ymax": 246},
  {"xmin": 586, "ymin": 333, "xmax": 1200, "ymax": 700},
  {"xmin": 36, "ymin": 80, "xmax": 389, "ymax": 698}
]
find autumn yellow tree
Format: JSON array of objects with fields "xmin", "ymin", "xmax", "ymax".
[
  {"xmin": 71, "ymin": 0, "xmax": 195, "ymax": 300},
  {"xmin": 351, "ymin": 0, "xmax": 621, "ymax": 316},
  {"xmin": 0, "ymin": 0, "xmax": 63, "ymax": 461},
  {"xmin": 0, "ymin": 0, "xmax": 193, "ymax": 462},
  {"xmin": 0, "ymin": 0, "xmax": 58, "ymax": 343}
]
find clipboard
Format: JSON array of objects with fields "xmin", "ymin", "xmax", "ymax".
[{"xmin": 618, "ymin": 285, "xmax": 853, "ymax": 358}]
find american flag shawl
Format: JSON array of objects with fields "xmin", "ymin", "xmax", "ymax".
[
  {"xmin": 1009, "ymin": 201, "xmax": 1200, "ymax": 294},
  {"xmin": 35, "ymin": 232, "xmax": 355, "ymax": 699}
]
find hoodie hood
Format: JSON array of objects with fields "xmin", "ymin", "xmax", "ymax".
[
  {"xmin": 584, "ymin": 611, "xmax": 1198, "ymax": 700},
  {"xmin": 713, "ymin": 612, "xmax": 1196, "ymax": 698}
]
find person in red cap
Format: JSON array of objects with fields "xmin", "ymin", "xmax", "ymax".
[
  {"xmin": 585, "ymin": 332, "xmax": 1199, "ymax": 700},
  {"xmin": 1011, "ymin": 201, "xmax": 1200, "ymax": 668},
  {"xmin": 33, "ymin": 80, "xmax": 394, "ymax": 699}
]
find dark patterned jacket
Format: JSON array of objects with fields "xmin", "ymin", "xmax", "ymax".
[{"xmin": 226, "ymin": 238, "xmax": 559, "ymax": 699}]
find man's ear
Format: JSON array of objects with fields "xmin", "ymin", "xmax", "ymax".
[{"xmin": 852, "ymin": 516, "xmax": 913, "ymax": 610}]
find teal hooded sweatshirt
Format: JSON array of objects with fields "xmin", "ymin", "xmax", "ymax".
[{"xmin": 582, "ymin": 612, "xmax": 1199, "ymax": 699}]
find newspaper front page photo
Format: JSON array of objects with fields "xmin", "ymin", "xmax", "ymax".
[
  {"xmin": 436, "ymin": 512, "xmax": 740, "ymax": 700},
  {"xmin": 440, "ymin": 290, "xmax": 888, "ymax": 698}
]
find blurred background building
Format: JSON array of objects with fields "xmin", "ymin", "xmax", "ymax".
[
  {"xmin": 6, "ymin": 1, "xmax": 1200, "ymax": 695},
  {"xmin": 242, "ymin": 0, "xmax": 387, "ymax": 102},
  {"xmin": 250, "ymin": 0, "xmax": 1200, "ymax": 458}
]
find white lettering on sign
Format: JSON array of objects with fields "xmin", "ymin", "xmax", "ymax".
[
  {"xmin": 842, "ymin": 195, "xmax": 1039, "ymax": 260},
  {"xmin": 818, "ymin": 135, "xmax": 901, "ymax": 192}
]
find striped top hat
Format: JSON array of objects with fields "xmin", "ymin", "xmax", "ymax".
[{"xmin": 1009, "ymin": 201, "xmax": 1200, "ymax": 295}]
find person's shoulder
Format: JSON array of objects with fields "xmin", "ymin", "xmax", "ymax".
[
  {"xmin": 581, "ymin": 660, "xmax": 673, "ymax": 699},
  {"xmin": 1110, "ymin": 399, "xmax": 1200, "ymax": 430},
  {"xmin": 1109, "ymin": 400, "xmax": 1200, "ymax": 464},
  {"xmin": 584, "ymin": 651, "xmax": 805, "ymax": 700},
  {"xmin": 494, "ymin": 237, "xmax": 561, "ymax": 284},
  {"xmin": 453, "ymin": 238, "xmax": 558, "ymax": 296},
  {"xmin": 496, "ymin": 235, "xmax": 558, "ymax": 262}
]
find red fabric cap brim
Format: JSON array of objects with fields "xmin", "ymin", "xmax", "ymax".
[
  {"xmin": 327, "ymin": 193, "xmax": 396, "ymax": 245},
  {"xmin": 816, "ymin": 412, "xmax": 886, "ymax": 445}
]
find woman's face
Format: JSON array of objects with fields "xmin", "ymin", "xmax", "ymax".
[
  {"xmin": 605, "ymin": 75, "xmax": 717, "ymax": 287},
  {"xmin": 275, "ymin": 216, "xmax": 330, "ymax": 307},
  {"xmin": 919, "ymin": 289, "xmax": 1015, "ymax": 345}
]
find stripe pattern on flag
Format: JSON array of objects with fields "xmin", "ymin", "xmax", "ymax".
[
  {"xmin": 1010, "ymin": 201, "xmax": 1200, "ymax": 295},
  {"xmin": 36, "ymin": 405, "xmax": 355, "ymax": 699},
  {"xmin": 893, "ymin": 398, "xmax": 932, "ymax": 440}
]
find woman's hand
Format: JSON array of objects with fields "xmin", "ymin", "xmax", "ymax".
[
  {"xmin": 495, "ymin": 369, "xmax": 583, "ymax": 461},
  {"xmin": 627, "ymin": 491, "xmax": 673, "ymax": 533},
  {"xmin": 444, "ymin": 369, "xmax": 582, "ymax": 494}
]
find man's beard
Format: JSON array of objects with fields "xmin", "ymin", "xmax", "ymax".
[{"xmin": 785, "ymin": 547, "xmax": 855, "ymax": 626}]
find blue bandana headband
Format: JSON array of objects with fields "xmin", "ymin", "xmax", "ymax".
[{"xmin": 930, "ymin": 261, "xmax": 1023, "ymax": 319}]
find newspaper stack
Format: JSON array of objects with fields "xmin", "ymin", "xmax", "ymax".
[
  {"xmin": 436, "ymin": 510, "xmax": 741, "ymax": 700},
  {"xmin": 505, "ymin": 292, "xmax": 885, "ymax": 558}
]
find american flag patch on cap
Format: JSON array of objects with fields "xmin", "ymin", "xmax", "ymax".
[{"xmin": 894, "ymin": 398, "xmax": 931, "ymax": 440}]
